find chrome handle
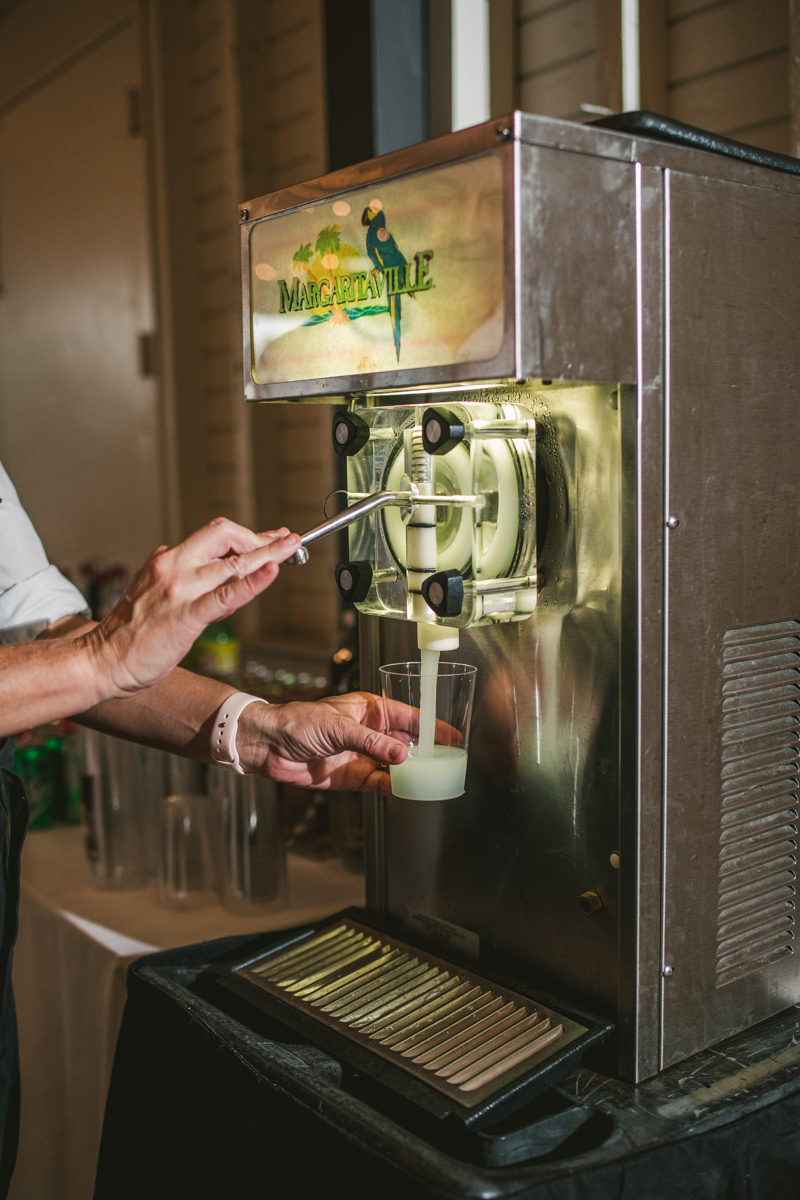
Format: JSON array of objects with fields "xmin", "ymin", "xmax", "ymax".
[
  {"xmin": 287, "ymin": 488, "xmax": 485, "ymax": 565},
  {"xmin": 287, "ymin": 490, "xmax": 415, "ymax": 565}
]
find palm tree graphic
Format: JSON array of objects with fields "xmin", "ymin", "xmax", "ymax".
[{"xmin": 315, "ymin": 224, "xmax": 341, "ymax": 285}]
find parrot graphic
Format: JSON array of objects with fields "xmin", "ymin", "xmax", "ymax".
[{"xmin": 361, "ymin": 204, "xmax": 408, "ymax": 361}]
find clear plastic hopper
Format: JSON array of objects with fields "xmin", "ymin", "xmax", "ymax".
[{"xmin": 291, "ymin": 400, "xmax": 538, "ymax": 636}]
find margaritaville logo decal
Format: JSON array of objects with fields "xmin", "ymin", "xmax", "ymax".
[{"xmin": 257, "ymin": 199, "xmax": 433, "ymax": 363}]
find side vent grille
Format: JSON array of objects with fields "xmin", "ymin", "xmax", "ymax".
[{"xmin": 716, "ymin": 621, "xmax": 800, "ymax": 987}]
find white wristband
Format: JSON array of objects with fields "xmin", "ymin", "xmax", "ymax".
[{"xmin": 210, "ymin": 691, "xmax": 268, "ymax": 775}]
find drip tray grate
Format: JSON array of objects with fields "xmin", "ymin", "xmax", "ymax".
[{"xmin": 218, "ymin": 914, "xmax": 603, "ymax": 1116}]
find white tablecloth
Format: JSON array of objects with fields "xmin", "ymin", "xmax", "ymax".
[{"xmin": 9, "ymin": 826, "xmax": 364, "ymax": 1200}]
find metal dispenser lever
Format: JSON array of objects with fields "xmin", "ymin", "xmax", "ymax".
[{"xmin": 287, "ymin": 487, "xmax": 484, "ymax": 565}]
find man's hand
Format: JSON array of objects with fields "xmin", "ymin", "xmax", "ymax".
[
  {"xmin": 82, "ymin": 519, "xmax": 301, "ymax": 699},
  {"xmin": 0, "ymin": 520, "xmax": 302, "ymax": 737},
  {"xmin": 237, "ymin": 693, "xmax": 412, "ymax": 795}
]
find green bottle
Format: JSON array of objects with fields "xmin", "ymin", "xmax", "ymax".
[
  {"xmin": 191, "ymin": 618, "xmax": 240, "ymax": 677},
  {"xmin": 14, "ymin": 743, "xmax": 56, "ymax": 829},
  {"xmin": 60, "ymin": 723, "xmax": 84, "ymax": 824}
]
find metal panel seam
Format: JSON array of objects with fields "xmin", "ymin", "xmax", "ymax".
[
  {"xmin": 513, "ymin": 114, "xmax": 522, "ymax": 377},
  {"xmin": 633, "ymin": 160, "xmax": 645, "ymax": 1074},
  {"xmin": 659, "ymin": 168, "xmax": 672, "ymax": 1069}
]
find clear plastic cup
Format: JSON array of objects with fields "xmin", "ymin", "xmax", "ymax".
[
  {"xmin": 81, "ymin": 730, "xmax": 149, "ymax": 890},
  {"xmin": 380, "ymin": 661, "xmax": 477, "ymax": 801},
  {"xmin": 144, "ymin": 751, "xmax": 209, "ymax": 882},
  {"xmin": 210, "ymin": 766, "xmax": 288, "ymax": 914},
  {"xmin": 157, "ymin": 793, "xmax": 214, "ymax": 910}
]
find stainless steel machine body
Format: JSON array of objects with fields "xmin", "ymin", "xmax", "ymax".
[{"xmin": 240, "ymin": 112, "xmax": 800, "ymax": 1081}]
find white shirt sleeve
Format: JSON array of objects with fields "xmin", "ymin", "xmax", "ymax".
[{"xmin": 0, "ymin": 459, "xmax": 89, "ymax": 636}]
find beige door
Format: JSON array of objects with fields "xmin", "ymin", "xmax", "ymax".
[{"xmin": 0, "ymin": 20, "xmax": 165, "ymax": 579}]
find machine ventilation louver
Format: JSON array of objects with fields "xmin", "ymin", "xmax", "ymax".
[
  {"xmin": 217, "ymin": 914, "xmax": 611, "ymax": 1123},
  {"xmin": 716, "ymin": 622, "xmax": 800, "ymax": 987}
]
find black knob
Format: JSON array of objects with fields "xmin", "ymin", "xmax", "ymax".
[
  {"xmin": 421, "ymin": 570, "xmax": 464, "ymax": 618},
  {"xmin": 332, "ymin": 411, "xmax": 370, "ymax": 457},
  {"xmin": 335, "ymin": 561, "xmax": 373, "ymax": 603},
  {"xmin": 421, "ymin": 407, "xmax": 465, "ymax": 455}
]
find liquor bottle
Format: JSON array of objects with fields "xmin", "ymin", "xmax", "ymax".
[{"xmin": 190, "ymin": 619, "xmax": 241, "ymax": 678}]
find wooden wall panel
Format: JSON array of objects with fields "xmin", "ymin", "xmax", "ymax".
[
  {"xmin": 188, "ymin": 0, "xmax": 253, "ymax": 530},
  {"xmin": 490, "ymin": 0, "xmax": 516, "ymax": 115},
  {"xmin": 668, "ymin": 0, "xmax": 787, "ymax": 81},
  {"xmin": 666, "ymin": 0, "xmax": 791, "ymax": 152},
  {"xmin": 515, "ymin": 0, "xmax": 794, "ymax": 158},
  {"xmin": 251, "ymin": 404, "xmax": 340, "ymax": 652},
  {"xmin": 595, "ymin": 0, "xmax": 622, "ymax": 112},
  {"xmin": 670, "ymin": 50, "xmax": 790, "ymax": 134},
  {"xmin": 639, "ymin": 0, "xmax": 667, "ymax": 114},
  {"xmin": 154, "ymin": 0, "xmax": 254, "ymax": 556},
  {"xmin": 519, "ymin": 53, "xmax": 598, "ymax": 119},
  {"xmin": 517, "ymin": 0, "xmax": 618, "ymax": 122},
  {"xmin": 519, "ymin": 0, "xmax": 595, "ymax": 76},
  {"xmin": 238, "ymin": 0, "xmax": 339, "ymax": 651},
  {"xmin": 519, "ymin": 0, "xmax": 565, "ymax": 17},
  {"xmin": 238, "ymin": 0, "xmax": 327, "ymax": 200},
  {"xmin": 153, "ymin": 0, "xmax": 339, "ymax": 650}
]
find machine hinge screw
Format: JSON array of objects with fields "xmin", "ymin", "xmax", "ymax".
[
  {"xmin": 240, "ymin": 208, "xmax": 249, "ymax": 221},
  {"xmin": 666, "ymin": 516, "xmax": 680, "ymax": 529},
  {"xmin": 496, "ymin": 124, "xmax": 511, "ymax": 140},
  {"xmin": 663, "ymin": 965, "xmax": 674, "ymax": 977}
]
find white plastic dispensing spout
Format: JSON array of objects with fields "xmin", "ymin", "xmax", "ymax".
[{"xmin": 417, "ymin": 621, "xmax": 459, "ymax": 653}]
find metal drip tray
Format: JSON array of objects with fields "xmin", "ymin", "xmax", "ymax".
[{"xmin": 215, "ymin": 911, "xmax": 612, "ymax": 1125}]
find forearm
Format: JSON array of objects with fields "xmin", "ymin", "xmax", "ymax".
[
  {"xmin": 0, "ymin": 636, "xmax": 109, "ymax": 737},
  {"xmin": 39, "ymin": 614, "xmax": 238, "ymax": 760},
  {"xmin": 22, "ymin": 609, "xmax": 403, "ymax": 790},
  {"xmin": 74, "ymin": 667, "xmax": 237, "ymax": 760},
  {"xmin": 0, "ymin": 517, "xmax": 300, "ymax": 746}
]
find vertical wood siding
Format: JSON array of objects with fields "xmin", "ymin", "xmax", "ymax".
[
  {"xmin": 239, "ymin": 0, "xmax": 340, "ymax": 650},
  {"xmin": 157, "ymin": 0, "xmax": 338, "ymax": 648},
  {"xmin": 238, "ymin": 0, "xmax": 327, "ymax": 198},
  {"xmin": 161, "ymin": 0, "xmax": 255, "ymax": 543}
]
